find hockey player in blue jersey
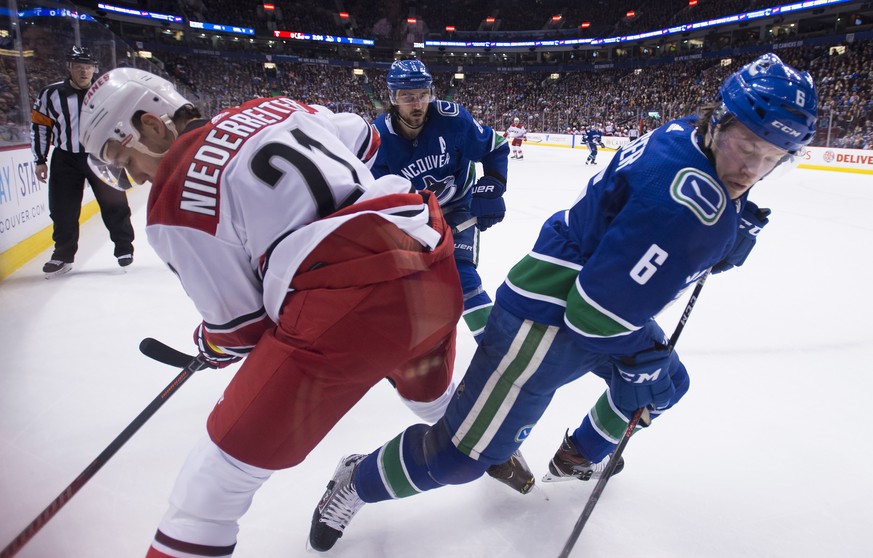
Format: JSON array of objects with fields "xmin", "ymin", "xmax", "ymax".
[
  {"xmin": 367, "ymin": 60, "xmax": 532, "ymax": 494},
  {"xmin": 584, "ymin": 124, "xmax": 605, "ymax": 165},
  {"xmin": 308, "ymin": 53, "xmax": 817, "ymax": 552},
  {"xmin": 370, "ymin": 60, "xmax": 509, "ymax": 343}
]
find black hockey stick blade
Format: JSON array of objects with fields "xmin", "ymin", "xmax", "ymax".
[{"xmin": 140, "ymin": 337, "xmax": 195, "ymax": 368}]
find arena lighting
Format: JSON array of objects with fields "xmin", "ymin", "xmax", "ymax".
[
  {"xmin": 551, "ymin": 15, "xmax": 562, "ymax": 21},
  {"xmin": 263, "ymin": 3, "xmax": 275, "ymax": 10},
  {"xmin": 263, "ymin": 62, "xmax": 276, "ymax": 69},
  {"xmin": 407, "ymin": 17, "xmax": 417, "ymax": 24},
  {"xmin": 580, "ymin": 21, "xmax": 591, "ymax": 28},
  {"xmin": 454, "ymin": 72, "xmax": 465, "ymax": 80},
  {"xmin": 626, "ymin": 10, "xmax": 636, "ymax": 18},
  {"xmin": 136, "ymin": 50, "xmax": 152, "ymax": 58},
  {"xmin": 339, "ymin": 12, "xmax": 349, "ymax": 18},
  {"xmin": 689, "ymin": 0, "xmax": 698, "ymax": 6},
  {"xmin": 353, "ymin": 68, "xmax": 364, "ymax": 75},
  {"xmin": 446, "ymin": 25, "xmax": 456, "ymax": 32},
  {"xmin": 485, "ymin": 17, "xmax": 495, "ymax": 23},
  {"xmin": 422, "ymin": 0, "xmax": 857, "ymax": 50},
  {"xmin": 549, "ymin": 73, "xmax": 560, "ymax": 80},
  {"xmin": 96, "ymin": 3, "xmax": 182, "ymax": 23}
]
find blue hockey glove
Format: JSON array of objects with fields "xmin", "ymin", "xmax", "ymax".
[
  {"xmin": 609, "ymin": 347, "xmax": 676, "ymax": 411},
  {"xmin": 470, "ymin": 176, "xmax": 506, "ymax": 231},
  {"xmin": 194, "ymin": 323, "xmax": 242, "ymax": 369},
  {"xmin": 712, "ymin": 201, "xmax": 770, "ymax": 274}
]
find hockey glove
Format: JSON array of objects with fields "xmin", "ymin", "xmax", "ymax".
[
  {"xmin": 712, "ymin": 201, "xmax": 771, "ymax": 274},
  {"xmin": 194, "ymin": 323, "xmax": 241, "ymax": 369},
  {"xmin": 470, "ymin": 176, "xmax": 506, "ymax": 231},
  {"xmin": 609, "ymin": 347, "xmax": 676, "ymax": 412}
]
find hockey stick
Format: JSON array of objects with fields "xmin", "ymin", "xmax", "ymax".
[
  {"xmin": 452, "ymin": 216, "xmax": 478, "ymax": 234},
  {"xmin": 140, "ymin": 336, "xmax": 194, "ymax": 368},
  {"xmin": 0, "ymin": 340, "xmax": 208, "ymax": 558},
  {"xmin": 557, "ymin": 270, "xmax": 711, "ymax": 558}
]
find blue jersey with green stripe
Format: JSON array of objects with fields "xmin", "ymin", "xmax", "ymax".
[
  {"xmin": 371, "ymin": 101, "xmax": 509, "ymax": 212},
  {"xmin": 496, "ymin": 116, "xmax": 743, "ymax": 356}
]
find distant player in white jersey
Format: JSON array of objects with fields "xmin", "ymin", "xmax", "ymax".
[
  {"xmin": 79, "ymin": 68, "xmax": 463, "ymax": 558},
  {"xmin": 504, "ymin": 116, "xmax": 527, "ymax": 159}
]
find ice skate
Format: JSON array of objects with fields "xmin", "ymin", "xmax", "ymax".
[
  {"xmin": 43, "ymin": 259, "xmax": 72, "ymax": 279},
  {"xmin": 541, "ymin": 430, "xmax": 624, "ymax": 482},
  {"xmin": 309, "ymin": 455, "xmax": 367, "ymax": 552},
  {"xmin": 485, "ymin": 449, "xmax": 536, "ymax": 495}
]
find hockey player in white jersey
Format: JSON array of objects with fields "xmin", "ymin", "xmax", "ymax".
[
  {"xmin": 79, "ymin": 67, "xmax": 464, "ymax": 558},
  {"xmin": 504, "ymin": 116, "xmax": 527, "ymax": 159}
]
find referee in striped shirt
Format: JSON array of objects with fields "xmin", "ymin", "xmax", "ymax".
[{"xmin": 31, "ymin": 46, "xmax": 135, "ymax": 278}]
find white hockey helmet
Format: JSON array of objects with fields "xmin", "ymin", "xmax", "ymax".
[
  {"xmin": 513, "ymin": 117, "xmax": 520, "ymax": 124},
  {"xmin": 80, "ymin": 68, "xmax": 191, "ymax": 189}
]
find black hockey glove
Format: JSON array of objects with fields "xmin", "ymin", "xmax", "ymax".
[
  {"xmin": 712, "ymin": 200, "xmax": 771, "ymax": 274},
  {"xmin": 194, "ymin": 323, "xmax": 242, "ymax": 369},
  {"xmin": 470, "ymin": 176, "xmax": 506, "ymax": 231}
]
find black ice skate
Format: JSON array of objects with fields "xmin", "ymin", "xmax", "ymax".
[
  {"xmin": 309, "ymin": 454, "xmax": 367, "ymax": 552},
  {"xmin": 485, "ymin": 449, "xmax": 536, "ymax": 494},
  {"xmin": 541, "ymin": 430, "xmax": 624, "ymax": 482},
  {"xmin": 42, "ymin": 259, "xmax": 72, "ymax": 278}
]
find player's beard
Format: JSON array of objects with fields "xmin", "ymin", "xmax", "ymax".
[{"xmin": 399, "ymin": 107, "xmax": 426, "ymax": 129}]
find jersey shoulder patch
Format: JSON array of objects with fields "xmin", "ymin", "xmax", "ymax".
[
  {"xmin": 433, "ymin": 100, "xmax": 460, "ymax": 117},
  {"xmin": 669, "ymin": 168, "xmax": 727, "ymax": 225}
]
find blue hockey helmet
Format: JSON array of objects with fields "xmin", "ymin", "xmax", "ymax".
[
  {"xmin": 386, "ymin": 60, "xmax": 432, "ymax": 91},
  {"xmin": 714, "ymin": 53, "xmax": 817, "ymax": 154}
]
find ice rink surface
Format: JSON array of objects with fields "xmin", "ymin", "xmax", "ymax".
[{"xmin": 1, "ymin": 143, "xmax": 871, "ymax": 558}]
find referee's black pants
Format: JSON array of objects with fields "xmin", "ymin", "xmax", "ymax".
[{"xmin": 47, "ymin": 149, "xmax": 134, "ymax": 263}]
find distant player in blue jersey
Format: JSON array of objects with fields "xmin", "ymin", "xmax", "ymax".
[
  {"xmin": 584, "ymin": 124, "xmax": 605, "ymax": 165},
  {"xmin": 308, "ymin": 53, "xmax": 817, "ymax": 552}
]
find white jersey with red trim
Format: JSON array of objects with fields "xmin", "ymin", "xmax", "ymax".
[
  {"xmin": 505, "ymin": 124, "xmax": 527, "ymax": 141},
  {"xmin": 145, "ymin": 98, "xmax": 427, "ymax": 356}
]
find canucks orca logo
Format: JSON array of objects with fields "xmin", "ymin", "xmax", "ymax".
[
  {"xmin": 515, "ymin": 424, "xmax": 535, "ymax": 443},
  {"xmin": 422, "ymin": 175, "xmax": 457, "ymax": 204},
  {"xmin": 669, "ymin": 168, "xmax": 726, "ymax": 225}
]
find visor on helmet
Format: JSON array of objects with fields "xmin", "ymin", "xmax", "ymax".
[{"xmin": 87, "ymin": 154, "xmax": 135, "ymax": 191}]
